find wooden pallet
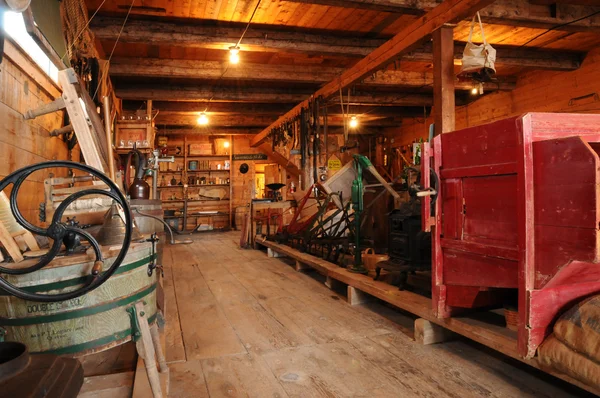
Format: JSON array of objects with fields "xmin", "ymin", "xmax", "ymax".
[{"xmin": 255, "ymin": 238, "xmax": 600, "ymax": 396}]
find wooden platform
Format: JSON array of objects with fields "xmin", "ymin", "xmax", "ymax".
[
  {"xmin": 116, "ymin": 231, "xmax": 591, "ymax": 397},
  {"xmin": 256, "ymin": 237, "xmax": 599, "ymax": 396}
]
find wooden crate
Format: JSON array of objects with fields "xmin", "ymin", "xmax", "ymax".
[
  {"xmin": 115, "ymin": 120, "xmax": 155, "ymax": 149},
  {"xmin": 188, "ymin": 143, "xmax": 213, "ymax": 155}
]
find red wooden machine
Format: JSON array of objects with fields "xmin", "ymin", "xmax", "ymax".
[{"xmin": 421, "ymin": 113, "xmax": 600, "ymax": 359}]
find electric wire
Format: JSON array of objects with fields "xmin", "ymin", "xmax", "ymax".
[
  {"xmin": 92, "ymin": 0, "xmax": 136, "ymax": 101},
  {"xmin": 204, "ymin": 0, "xmax": 263, "ymax": 116},
  {"xmin": 519, "ymin": 9, "xmax": 600, "ymax": 48}
]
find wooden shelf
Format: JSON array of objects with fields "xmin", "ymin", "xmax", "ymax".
[
  {"xmin": 159, "ymin": 135, "xmax": 233, "ymax": 231},
  {"xmin": 158, "ymin": 184, "xmax": 230, "ymax": 190},
  {"xmin": 175, "ymin": 155, "xmax": 229, "ymax": 159},
  {"xmin": 187, "ymin": 199, "xmax": 230, "ymax": 203},
  {"xmin": 187, "ymin": 169, "xmax": 230, "ymax": 173}
]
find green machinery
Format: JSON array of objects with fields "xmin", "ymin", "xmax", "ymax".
[{"xmin": 349, "ymin": 154, "xmax": 402, "ymax": 274}]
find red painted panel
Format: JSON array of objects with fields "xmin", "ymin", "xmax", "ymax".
[
  {"xmin": 441, "ymin": 238, "xmax": 519, "ymax": 260},
  {"xmin": 443, "ymin": 249, "xmax": 518, "ymax": 288},
  {"xmin": 441, "ymin": 179, "xmax": 462, "ymax": 240},
  {"xmin": 533, "ymin": 137, "xmax": 599, "ymax": 228},
  {"xmin": 440, "ymin": 162, "xmax": 516, "ymax": 179},
  {"xmin": 441, "ymin": 117, "xmax": 520, "ymax": 170},
  {"xmin": 445, "ymin": 285, "xmax": 508, "ymax": 309},
  {"xmin": 462, "ymin": 175, "xmax": 518, "ymax": 248},
  {"xmin": 534, "ymin": 225, "xmax": 597, "ymax": 289},
  {"xmin": 526, "ymin": 113, "xmax": 600, "ymax": 142}
]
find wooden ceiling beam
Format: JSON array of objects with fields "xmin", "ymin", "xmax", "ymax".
[
  {"xmin": 124, "ymin": 101, "xmax": 429, "ymax": 117},
  {"xmin": 155, "ymin": 114, "xmax": 278, "ymax": 127},
  {"xmin": 161, "ymin": 128, "xmax": 262, "ymax": 136},
  {"xmin": 116, "ymin": 85, "xmax": 437, "ymax": 106},
  {"xmin": 155, "ymin": 114, "xmax": 403, "ymax": 127},
  {"xmin": 285, "ymin": 0, "xmax": 600, "ymax": 31},
  {"xmin": 111, "ymin": 58, "xmax": 517, "ymax": 90},
  {"xmin": 92, "ymin": 17, "xmax": 381, "ymax": 57},
  {"xmin": 95, "ymin": 18, "xmax": 583, "ymax": 70},
  {"xmin": 250, "ymin": 0, "xmax": 496, "ymax": 147},
  {"xmin": 161, "ymin": 127, "xmax": 380, "ymax": 136}
]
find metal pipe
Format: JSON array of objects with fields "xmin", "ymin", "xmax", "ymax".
[{"xmin": 134, "ymin": 209, "xmax": 193, "ymax": 244}]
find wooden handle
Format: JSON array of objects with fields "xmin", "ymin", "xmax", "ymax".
[{"xmin": 91, "ymin": 261, "xmax": 103, "ymax": 276}]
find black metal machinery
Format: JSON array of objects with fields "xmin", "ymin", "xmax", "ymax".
[
  {"xmin": 0, "ymin": 160, "xmax": 135, "ymax": 398},
  {"xmin": 0, "ymin": 161, "xmax": 132, "ymax": 302},
  {"xmin": 375, "ymin": 167, "xmax": 438, "ymax": 290}
]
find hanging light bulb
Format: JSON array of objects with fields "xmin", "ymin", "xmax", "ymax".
[
  {"xmin": 349, "ymin": 115, "xmax": 359, "ymax": 129},
  {"xmin": 224, "ymin": 141, "xmax": 230, "ymax": 148},
  {"xmin": 229, "ymin": 46, "xmax": 240, "ymax": 64},
  {"xmin": 197, "ymin": 113, "xmax": 209, "ymax": 125},
  {"xmin": 471, "ymin": 86, "xmax": 479, "ymax": 95}
]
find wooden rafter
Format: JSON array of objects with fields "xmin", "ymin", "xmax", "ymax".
[
  {"xmin": 284, "ymin": 0, "xmax": 600, "ymax": 31},
  {"xmin": 154, "ymin": 113, "xmax": 402, "ymax": 127},
  {"xmin": 110, "ymin": 58, "xmax": 517, "ymax": 91},
  {"xmin": 250, "ymin": 0, "xmax": 497, "ymax": 148},
  {"xmin": 116, "ymin": 86, "xmax": 438, "ymax": 106},
  {"xmin": 94, "ymin": 17, "xmax": 585, "ymax": 69},
  {"xmin": 124, "ymin": 102, "xmax": 430, "ymax": 118}
]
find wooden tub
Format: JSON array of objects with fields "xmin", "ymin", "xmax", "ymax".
[{"xmin": 0, "ymin": 242, "xmax": 156, "ymax": 356}]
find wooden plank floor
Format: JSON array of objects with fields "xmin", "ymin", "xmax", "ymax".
[{"xmin": 163, "ymin": 232, "xmax": 589, "ymax": 398}]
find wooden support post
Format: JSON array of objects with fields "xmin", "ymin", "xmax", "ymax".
[
  {"xmin": 347, "ymin": 286, "xmax": 372, "ymax": 306},
  {"xmin": 23, "ymin": 97, "xmax": 65, "ymax": 120},
  {"xmin": 325, "ymin": 275, "xmax": 344, "ymax": 290},
  {"xmin": 433, "ymin": 24, "xmax": 455, "ymax": 136},
  {"xmin": 295, "ymin": 260, "xmax": 310, "ymax": 272},
  {"xmin": 150, "ymin": 323, "xmax": 169, "ymax": 378},
  {"xmin": 134, "ymin": 302, "xmax": 163, "ymax": 398},
  {"xmin": 102, "ymin": 96, "xmax": 116, "ymax": 182},
  {"xmin": 267, "ymin": 248, "xmax": 284, "ymax": 258},
  {"xmin": 414, "ymin": 318, "xmax": 455, "ymax": 345}
]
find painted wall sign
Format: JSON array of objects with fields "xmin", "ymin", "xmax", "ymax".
[
  {"xmin": 327, "ymin": 156, "xmax": 342, "ymax": 171},
  {"xmin": 233, "ymin": 154, "xmax": 268, "ymax": 161}
]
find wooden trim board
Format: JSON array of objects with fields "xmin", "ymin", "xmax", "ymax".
[{"xmin": 256, "ymin": 239, "xmax": 600, "ymax": 396}]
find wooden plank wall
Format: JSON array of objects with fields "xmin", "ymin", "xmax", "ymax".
[
  {"xmin": 0, "ymin": 39, "xmax": 69, "ymax": 225},
  {"xmin": 386, "ymin": 47, "xmax": 600, "ymax": 146}
]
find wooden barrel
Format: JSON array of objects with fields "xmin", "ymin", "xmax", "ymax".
[
  {"xmin": 235, "ymin": 206, "xmax": 249, "ymax": 231},
  {"xmin": 0, "ymin": 242, "xmax": 156, "ymax": 356}
]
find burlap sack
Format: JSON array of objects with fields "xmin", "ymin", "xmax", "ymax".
[
  {"xmin": 554, "ymin": 295, "xmax": 600, "ymax": 363},
  {"xmin": 539, "ymin": 335, "xmax": 600, "ymax": 389}
]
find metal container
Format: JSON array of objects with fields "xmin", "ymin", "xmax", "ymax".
[
  {"xmin": 0, "ymin": 242, "xmax": 156, "ymax": 356},
  {"xmin": 188, "ymin": 160, "xmax": 199, "ymax": 170}
]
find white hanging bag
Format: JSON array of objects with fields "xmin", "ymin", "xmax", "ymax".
[{"xmin": 460, "ymin": 12, "xmax": 496, "ymax": 75}]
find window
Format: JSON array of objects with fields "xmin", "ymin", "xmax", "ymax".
[{"xmin": 3, "ymin": 11, "xmax": 59, "ymax": 82}]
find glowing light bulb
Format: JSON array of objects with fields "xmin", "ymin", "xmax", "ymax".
[
  {"xmin": 229, "ymin": 46, "xmax": 240, "ymax": 64},
  {"xmin": 224, "ymin": 141, "xmax": 230, "ymax": 148},
  {"xmin": 197, "ymin": 113, "xmax": 209, "ymax": 125},
  {"xmin": 349, "ymin": 115, "xmax": 358, "ymax": 129},
  {"xmin": 471, "ymin": 87, "xmax": 479, "ymax": 95}
]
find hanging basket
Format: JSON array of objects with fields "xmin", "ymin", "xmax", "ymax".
[{"xmin": 459, "ymin": 12, "xmax": 496, "ymax": 77}]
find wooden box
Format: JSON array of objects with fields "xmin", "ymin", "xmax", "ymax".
[
  {"xmin": 424, "ymin": 113, "xmax": 600, "ymax": 359},
  {"xmin": 115, "ymin": 120, "xmax": 155, "ymax": 149},
  {"xmin": 189, "ymin": 143, "xmax": 213, "ymax": 155}
]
